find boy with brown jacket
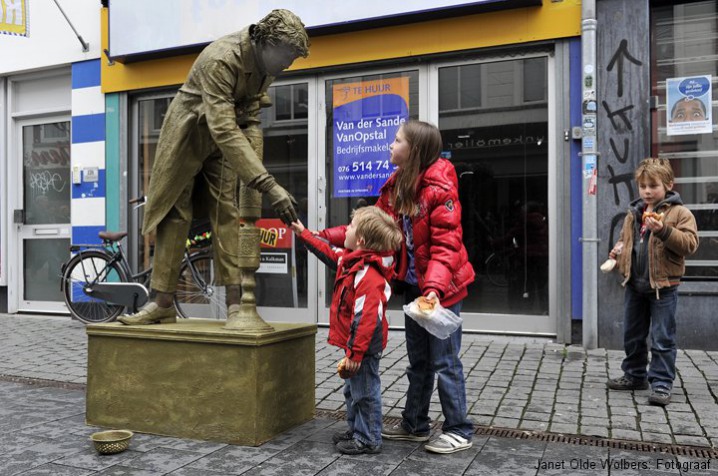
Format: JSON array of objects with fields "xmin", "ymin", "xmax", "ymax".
[{"xmin": 606, "ymin": 158, "xmax": 698, "ymax": 406}]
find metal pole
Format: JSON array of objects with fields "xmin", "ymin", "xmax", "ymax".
[
  {"xmin": 52, "ymin": 0, "xmax": 90, "ymax": 52},
  {"xmin": 581, "ymin": 0, "xmax": 599, "ymax": 349}
]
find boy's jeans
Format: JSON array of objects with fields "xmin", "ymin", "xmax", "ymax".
[
  {"xmin": 622, "ymin": 285, "xmax": 678, "ymax": 391},
  {"xmin": 344, "ymin": 354, "xmax": 382, "ymax": 447},
  {"xmin": 401, "ymin": 286, "xmax": 474, "ymax": 440}
]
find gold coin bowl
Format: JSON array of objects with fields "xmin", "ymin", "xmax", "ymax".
[{"xmin": 90, "ymin": 430, "xmax": 134, "ymax": 455}]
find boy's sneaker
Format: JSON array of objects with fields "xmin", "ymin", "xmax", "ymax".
[
  {"xmin": 335, "ymin": 439, "xmax": 381, "ymax": 455},
  {"xmin": 648, "ymin": 389, "xmax": 671, "ymax": 406},
  {"xmin": 606, "ymin": 375, "xmax": 649, "ymax": 391},
  {"xmin": 332, "ymin": 430, "xmax": 353, "ymax": 444},
  {"xmin": 381, "ymin": 424, "xmax": 430, "ymax": 442},
  {"xmin": 424, "ymin": 433, "xmax": 473, "ymax": 454}
]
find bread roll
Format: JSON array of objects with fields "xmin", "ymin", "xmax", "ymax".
[
  {"xmin": 642, "ymin": 211, "xmax": 664, "ymax": 222},
  {"xmin": 417, "ymin": 296, "xmax": 436, "ymax": 313}
]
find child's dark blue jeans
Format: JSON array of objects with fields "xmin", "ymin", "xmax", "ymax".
[
  {"xmin": 621, "ymin": 285, "xmax": 678, "ymax": 391},
  {"xmin": 343, "ymin": 354, "xmax": 382, "ymax": 447}
]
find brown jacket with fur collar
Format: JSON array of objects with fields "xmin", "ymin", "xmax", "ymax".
[{"xmin": 615, "ymin": 192, "xmax": 698, "ymax": 292}]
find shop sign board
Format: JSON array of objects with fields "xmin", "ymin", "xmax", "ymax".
[{"xmin": 108, "ymin": 0, "xmax": 540, "ymax": 60}]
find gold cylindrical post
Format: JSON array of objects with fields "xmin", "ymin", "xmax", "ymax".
[{"xmin": 224, "ymin": 184, "xmax": 273, "ymax": 332}]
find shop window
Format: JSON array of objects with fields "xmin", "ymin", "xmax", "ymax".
[
  {"xmin": 651, "ymin": 1, "xmax": 718, "ymax": 280},
  {"xmin": 439, "ymin": 57, "xmax": 549, "ymax": 316}
]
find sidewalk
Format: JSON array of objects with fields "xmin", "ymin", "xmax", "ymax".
[{"xmin": 0, "ymin": 313, "xmax": 716, "ymax": 475}]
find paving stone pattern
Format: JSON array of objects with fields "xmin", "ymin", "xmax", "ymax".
[{"xmin": 0, "ymin": 314, "xmax": 717, "ymax": 475}]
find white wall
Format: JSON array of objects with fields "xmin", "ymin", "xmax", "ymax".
[{"xmin": 0, "ymin": 0, "xmax": 100, "ymax": 74}]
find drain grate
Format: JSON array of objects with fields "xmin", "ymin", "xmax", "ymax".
[{"xmin": 315, "ymin": 409, "xmax": 718, "ymax": 459}]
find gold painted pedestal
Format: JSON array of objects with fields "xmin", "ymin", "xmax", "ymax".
[{"xmin": 86, "ymin": 320, "xmax": 316, "ymax": 446}]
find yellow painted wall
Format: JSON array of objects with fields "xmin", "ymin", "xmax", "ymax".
[{"xmin": 101, "ymin": 1, "xmax": 581, "ymax": 93}]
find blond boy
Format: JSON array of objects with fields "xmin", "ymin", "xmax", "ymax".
[{"xmin": 606, "ymin": 158, "xmax": 698, "ymax": 406}]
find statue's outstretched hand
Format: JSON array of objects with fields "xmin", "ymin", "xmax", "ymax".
[{"xmin": 266, "ymin": 183, "xmax": 298, "ymax": 225}]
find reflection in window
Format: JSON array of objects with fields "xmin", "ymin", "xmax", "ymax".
[
  {"xmin": 258, "ymin": 82, "xmax": 309, "ymax": 307},
  {"xmin": 270, "ymin": 84, "xmax": 308, "ymax": 121},
  {"xmin": 652, "ymin": 0, "xmax": 718, "ymax": 279},
  {"xmin": 524, "ymin": 58, "xmax": 547, "ymax": 102},
  {"xmin": 136, "ymin": 96, "xmax": 174, "ymax": 271},
  {"xmin": 439, "ymin": 58, "xmax": 547, "ymax": 113}
]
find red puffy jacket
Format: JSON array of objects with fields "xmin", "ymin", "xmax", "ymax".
[
  {"xmin": 322, "ymin": 158, "xmax": 475, "ymax": 307},
  {"xmin": 297, "ymin": 229, "xmax": 393, "ymax": 360}
]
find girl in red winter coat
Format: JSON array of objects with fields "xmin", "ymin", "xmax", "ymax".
[{"xmin": 320, "ymin": 120, "xmax": 476, "ymax": 453}]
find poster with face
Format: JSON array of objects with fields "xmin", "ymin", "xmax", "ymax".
[{"xmin": 666, "ymin": 75, "xmax": 712, "ymax": 136}]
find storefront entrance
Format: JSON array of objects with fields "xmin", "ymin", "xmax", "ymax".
[
  {"xmin": 319, "ymin": 53, "xmax": 559, "ymax": 334},
  {"xmin": 127, "ymin": 50, "xmax": 562, "ymax": 335}
]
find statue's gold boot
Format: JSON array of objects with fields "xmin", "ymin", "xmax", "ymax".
[{"xmin": 118, "ymin": 302, "xmax": 177, "ymax": 325}]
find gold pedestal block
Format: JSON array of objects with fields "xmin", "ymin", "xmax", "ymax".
[{"xmin": 86, "ymin": 320, "xmax": 316, "ymax": 446}]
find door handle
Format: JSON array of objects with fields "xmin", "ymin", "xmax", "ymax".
[{"xmin": 13, "ymin": 209, "xmax": 24, "ymax": 224}]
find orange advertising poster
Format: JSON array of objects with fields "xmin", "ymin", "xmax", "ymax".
[{"xmin": 257, "ymin": 218, "xmax": 292, "ymax": 249}]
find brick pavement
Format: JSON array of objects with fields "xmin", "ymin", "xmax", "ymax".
[{"xmin": 0, "ymin": 313, "xmax": 717, "ymax": 475}]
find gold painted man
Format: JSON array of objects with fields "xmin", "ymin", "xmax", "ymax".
[{"xmin": 120, "ymin": 10, "xmax": 309, "ymax": 326}]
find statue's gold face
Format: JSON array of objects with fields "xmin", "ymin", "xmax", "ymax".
[{"xmin": 259, "ymin": 43, "xmax": 298, "ymax": 76}]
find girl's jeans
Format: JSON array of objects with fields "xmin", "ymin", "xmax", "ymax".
[
  {"xmin": 344, "ymin": 354, "xmax": 382, "ymax": 447},
  {"xmin": 401, "ymin": 285, "xmax": 474, "ymax": 440},
  {"xmin": 621, "ymin": 285, "xmax": 678, "ymax": 391}
]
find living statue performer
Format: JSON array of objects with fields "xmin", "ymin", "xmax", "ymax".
[{"xmin": 119, "ymin": 10, "xmax": 309, "ymax": 330}]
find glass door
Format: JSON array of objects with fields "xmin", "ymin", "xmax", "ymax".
[
  {"xmin": 320, "ymin": 69, "xmax": 422, "ymax": 325},
  {"xmin": 16, "ymin": 118, "xmax": 72, "ymax": 312},
  {"xmin": 432, "ymin": 54, "xmax": 556, "ymax": 334}
]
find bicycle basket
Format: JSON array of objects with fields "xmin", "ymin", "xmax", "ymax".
[{"xmin": 187, "ymin": 218, "xmax": 212, "ymax": 248}]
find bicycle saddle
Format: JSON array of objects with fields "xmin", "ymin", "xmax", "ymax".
[{"xmin": 99, "ymin": 231, "xmax": 128, "ymax": 242}]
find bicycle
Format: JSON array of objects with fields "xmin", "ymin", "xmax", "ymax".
[
  {"xmin": 60, "ymin": 197, "xmax": 226, "ymax": 324},
  {"xmin": 483, "ymin": 236, "xmax": 518, "ymax": 288}
]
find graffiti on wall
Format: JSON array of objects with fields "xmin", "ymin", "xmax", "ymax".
[{"xmin": 603, "ymin": 38, "xmax": 643, "ymax": 252}]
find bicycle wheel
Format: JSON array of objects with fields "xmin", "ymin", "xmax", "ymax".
[
  {"xmin": 175, "ymin": 252, "xmax": 227, "ymax": 320},
  {"xmin": 485, "ymin": 252, "xmax": 509, "ymax": 287},
  {"xmin": 62, "ymin": 250, "xmax": 128, "ymax": 324}
]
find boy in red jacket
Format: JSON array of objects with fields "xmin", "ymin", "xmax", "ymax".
[{"xmin": 291, "ymin": 206, "xmax": 402, "ymax": 455}]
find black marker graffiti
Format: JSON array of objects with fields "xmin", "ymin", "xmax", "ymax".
[
  {"xmin": 606, "ymin": 39, "xmax": 643, "ymax": 98},
  {"xmin": 604, "ymin": 38, "xmax": 642, "ymax": 254},
  {"xmin": 609, "ymin": 137, "xmax": 629, "ymax": 164},
  {"xmin": 602, "ymin": 102, "xmax": 635, "ymax": 131}
]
